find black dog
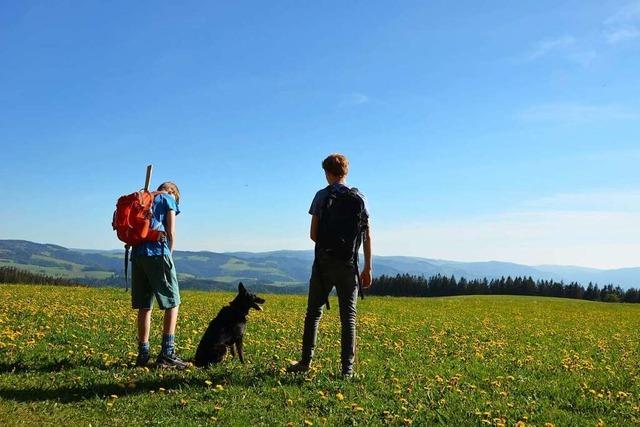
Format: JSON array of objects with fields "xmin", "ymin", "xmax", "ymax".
[{"xmin": 194, "ymin": 282, "xmax": 265, "ymax": 367}]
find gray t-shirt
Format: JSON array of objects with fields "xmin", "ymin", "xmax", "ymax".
[{"xmin": 308, "ymin": 183, "xmax": 370, "ymax": 220}]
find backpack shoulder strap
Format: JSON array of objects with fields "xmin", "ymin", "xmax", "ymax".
[
  {"xmin": 348, "ymin": 187, "xmax": 363, "ymax": 201},
  {"xmin": 321, "ymin": 185, "xmax": 338, "ymax": 211},
  {"xmin": 348, "ymin": 187, "xmax": 367, "ymax": 217}
]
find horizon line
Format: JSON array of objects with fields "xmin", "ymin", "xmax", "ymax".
[{"xmin": 2, "ymin": 238, "xmax": 637, "ymax": 272}]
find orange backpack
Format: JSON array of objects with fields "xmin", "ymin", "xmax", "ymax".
[
  {"xmin": 112, "ymin": 190, "xmax": 165, "ymax": 289},
  {"xmin": 112, "ymin": 190, "xmax": 164, "ymax": 246}
]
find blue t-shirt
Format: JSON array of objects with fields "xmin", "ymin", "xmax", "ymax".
[
  {"xmin": 132, "ymin": 193, "xmax": 180, "ymax": 257},
  {"xmin": 309, "ymin": 183, "xmax": 369, "ymax": 220}
]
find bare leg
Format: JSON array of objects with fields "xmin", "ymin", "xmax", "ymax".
[
  {"xmin": 163, "ymin": 307, "xmax": 179, "ymax": 335},
  {"xmin": 137, "ymin": 308, "xmax": 152, "ymax": 343}
]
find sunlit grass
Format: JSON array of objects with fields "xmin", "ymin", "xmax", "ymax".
[{"xmin": 1, "ymin": 285, "xmax": 639, "ymax": 425}]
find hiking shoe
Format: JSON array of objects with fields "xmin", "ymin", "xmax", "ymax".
[
  {"xmin": 342, "ymin": 370, "xmax": 355, "ymax": 380},
  {"xmin": 286, "ymin": 361, "xmax": 310, "ymax": 373},
  {"xmin": 156, "ymin": 352, "xmax": 190, "ymax": 370},
  {"xmin": 135, "ymin": 352, "xmax": 150, "ymax": 367}
]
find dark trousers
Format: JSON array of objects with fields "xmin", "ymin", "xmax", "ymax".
[{"xmin": 301, "ymin": 253, "xmax": 359, "ymax": 373}]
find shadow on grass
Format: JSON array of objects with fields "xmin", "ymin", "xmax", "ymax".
[
  {"xmin": 0, "ymin": 364, "xmax": 286, "ymax": 404},
  {"xmin": 1, "ymin": 376, "xmax": 206, "ymax": 404},
  {"xmin": 0, "ymin": 358, "xmax": 115, "ymax": 374}
]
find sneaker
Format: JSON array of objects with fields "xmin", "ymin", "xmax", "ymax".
[
  {"xmin": 342, "ymin": 366, "xmax": 355, "ymax": 379},
  {"xmin": 286, "ymin": 361, "xmax": 310, "ymax": 373},
  {"xmin": 156, "ymin": 352, "xmax": 190, "ymax": 370},
  {"xmin": 342, "ymin": 370, "xmax": 355, "ymax": 380},
  {"xmin": 135, "ymin": 352, "xmax": 150, "ymax": 367}
]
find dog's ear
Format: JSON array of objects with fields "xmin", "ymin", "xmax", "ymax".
[{"xmin": 238, "ymin": 282, "xmax": 246, "ymax": 294}]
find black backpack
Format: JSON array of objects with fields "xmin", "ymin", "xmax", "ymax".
[{"xmin": 316, "ymin": 185, "xmax": 367, "ymax": 264}]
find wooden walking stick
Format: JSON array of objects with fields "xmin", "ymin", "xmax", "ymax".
[
  {"xmin": 124, "ymin": 164, "xmax": 153, "ymax": 292},
  {"xmin": 144, "ymin": 164, "xmax": 153, "ymax": 191}
]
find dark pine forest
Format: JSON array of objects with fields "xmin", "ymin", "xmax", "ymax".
[
  {"xmin": 2, "ymin": 266, "xmax": 639, "ymax": 303},
  {"xmin": 369, "ymin": 274, "xmax": 640, "ymax": 303}
]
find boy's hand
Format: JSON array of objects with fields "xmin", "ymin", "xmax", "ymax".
[{"xmin": 360, "ymin": 268, "xmax": 372, "ymax": 289}]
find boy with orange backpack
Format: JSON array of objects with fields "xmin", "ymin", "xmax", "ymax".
[{"xmin": 113, "ymin": 179, "xmax": 187, "ymax": 369}]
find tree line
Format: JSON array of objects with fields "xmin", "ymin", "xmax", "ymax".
[
  {"xmin": 369, "ymin": 273, "xmax": 640, "ymax": 303},
  {"xmin": 3, "ymin": 265, "xmax": 640, "ymax": 303},
  {"xmin": 0, "ymin": 266, "xmax": 81, "ymax": 287}
]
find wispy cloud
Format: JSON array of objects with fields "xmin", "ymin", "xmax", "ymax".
[
  {"xmin": 517, "ymin": 103, "xmax": 640, "ymax": 123},
  {"xmin": 522, "ymin": 2, "xmax": 640, "ymax": 66},
  {"xmin": 604, "ymin": 1, "xmax": 640, "ymax": 44},
  {"xmin": 522, "ymin": 189, "xmax": 640, "ymax": 212},
  {"xmin": 605, "ymin": 26, "xmax": 640, "ymax": 43},
  {"xmin": 375, "ymin": 188, "xmax": 640, "ymax": 269},
  {"xmin": 605, "ymin": 0, "xmax": 640, "ymax": 25},
  {"xmin": 524, "ymin": 35, "xmax": 576, "ymax": 61},
  {"xmin": 522, "ymin": 35, "xmax": 597, "ymax": 66}
]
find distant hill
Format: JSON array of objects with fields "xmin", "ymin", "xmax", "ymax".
[{"xmin": 0, "ymin": 239, "xmax": 638, "ymax": 291}]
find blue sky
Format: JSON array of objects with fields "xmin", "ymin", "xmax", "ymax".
[{"xmin": 1, "ymin": 1, "xmax": 639, "ymax": 268}]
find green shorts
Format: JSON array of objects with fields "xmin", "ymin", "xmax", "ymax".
[{"xmin": 131, "ymin": 255, "xmax": 181, "ymax": 310}]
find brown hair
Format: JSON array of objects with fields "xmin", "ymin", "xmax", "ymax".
[
  {"xmin": 157, "ymin": 181, "xmax": 181, "ymax": 204},
  {"xmin": 322, "ymin": 153, "xmax": 349, "ymax": 177}
]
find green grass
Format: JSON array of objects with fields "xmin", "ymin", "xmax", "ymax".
[
  {"xmin": 211, "ymin": 275, "xmax": 251, "ymax": 283},
  {"xmin": 220, "ymin": 259, "xmax": 282, "ymax": 274},
  {"xmin": 0, "ymin": 261, "xmax": 114, "ymax": 280},
  {"xmin": 1, "ymin": 285, "xmax": 639, "ymax": 426},
  {"xmin": 31, "ymin": 254, "xmax": 86, "ymax": 271}
]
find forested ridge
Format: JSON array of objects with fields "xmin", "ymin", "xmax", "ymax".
[{"xmin": 370, "ymin": 273, "xmax": 640, "ymax": 303}]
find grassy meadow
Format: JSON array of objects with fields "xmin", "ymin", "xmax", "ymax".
[{"xmin": 0, "ymin": 284, "xmax": 639, "ymax": 426}]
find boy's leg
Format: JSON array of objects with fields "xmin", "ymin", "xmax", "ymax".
[
  {"xmin": 161, "ymin": 307, "xmax": 178, "ymax": 356},
  {"xmin": 136, "ymin": 308, "xmax": 152, "ymax": 366},
  {"xmin": 334, "ymin": 266, "xmax": 359, "ymax": 376},
  {"xmin": 137, "ymin": 308, "xmax": 152, "ymax": 343},
  {"xmin": 163, "ymin": 306, "xmax": 178, "ymax": 335},
  {"xmin": 148, "ymin": 254, "xmax": 181, "ymax": 355},
  {"xmin": 148, "ymin": 255, "xmax": 187, "ymax": 369},
  {"xmin": 132, "ymin": 257, "xmax": 153, "ymax": 366},
  {"xmin": 299, "ymin": 263, "xmax": 332, "ymax": 366}
]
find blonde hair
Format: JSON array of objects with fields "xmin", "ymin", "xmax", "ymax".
[
  {"xmin": 322, "ymin": 153, "xmax": 349, "ymax": 177},
  {"xmin": 157, "ymin": 181, "xmax": 180, "ymax": 204}
]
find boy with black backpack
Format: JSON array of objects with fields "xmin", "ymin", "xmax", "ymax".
[{"xmin": 287, "ymin": 153, "xmax": 372, "ymax": 378}]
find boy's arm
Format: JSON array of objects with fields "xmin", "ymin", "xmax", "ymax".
[
  {"xmin": 360, "ymin": 227, "xmax": 372, "ymax": 288},
  {"xmin": 165, "ymin": 210, "xmax": 176, "ymax": 254},
  {"xmin": 310, "ymin": 215, "xmax": 319, "ymax": 242}
]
